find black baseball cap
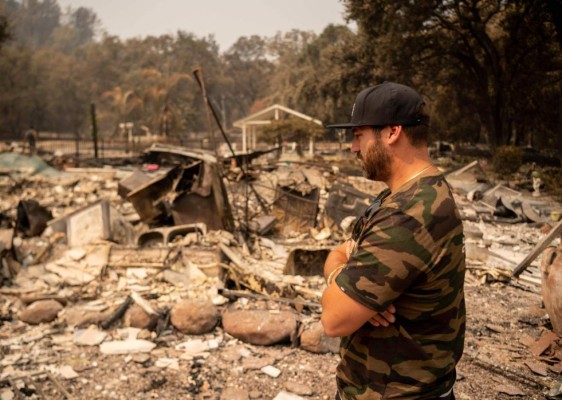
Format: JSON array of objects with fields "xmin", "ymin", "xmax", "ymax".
[{"xmin": 327, "ymin": 82, "xmax": 425, "ymax": 129}]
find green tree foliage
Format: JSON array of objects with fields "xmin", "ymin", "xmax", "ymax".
[
  {"xmin": 50, "ymin": 6, "xmax": 99, "ymax": 53},
  {"xmin": 492, "ymin": 145, "xmax": 523, "ymax": 175},
  {"xmin": 8, "ymin": 0, "xmax": 61, "ymax": 47},
  {"xmin": 340, "ymin": 0, "xmax": 562, "ymax": 150},
  {"xmin": 266, "ymin": 29, "xmax": 317, "ymax": 111},
  {"xmin": 0, "ymin": 46, "xmax": 35, "ymax": 134},
  {"xmin": 223, "ymin": 35, "xmax": 274, "ymax": 126},
  {"xmin": 260, "ymin": 118, "xmax": 326, "ymax": 152},
  {"xmin": 0, "ymin": 0, "xmax": 560, "ymax": 159},
  {"xmin": 296, "ymin": 24, "xmax": 359, "ymax": 124},
  {"xmin": 0, "ymin": 7, "xmax": 9, "ymax": 47}
]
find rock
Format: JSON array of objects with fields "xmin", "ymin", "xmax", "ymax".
[
  {"xmin": 132, "ymin": 354, "xmax": 151, "ymax": 364},
  {"xmin": 176, "ymin": 339, "xmax": 211, "ymax": 356},
  {"xmin": 155, "ymin": 357, "xmax": 179, "ymax": 370},
  {"xmin": 137, "ymin": 329, "xmax": 154, "ymax": 340},
  {"xmin": 56, "ymin": 365, "xmax": 79, "ymax": 380},
  {"xmin": 124, "ymin": 304, "xmax": 158, "ymax": 330},
  {"xmin": 61, "ymin": 306, "xmax": 113, "ymax": 328},
  {"xmin": 272, "ymin": 391, "xmax": 304, "ymax": 400},
  {"xmin": 220, "ymin": 388, "xmax": 249, "ymax": 400},
  {"xmin": 99, "ymin": 339, "xmax": 156, "ymax": 355},
  {"xmin": 541, "ymin": 246, "xmax": 562, "ymax": 335},
  {"xmin": 73, "ymin": 326, "xmax": 107, "ymax": 346},
  {"xmin": 0, "ymin": 389, "xmax": 15, "ymax": 400},
  {"xmin": 19, "ymin": 300, "xmax": 63, "ymax": 325},
  {"xmin": 170, "ymin": 299, "xmax": 219, "ymax": 334},
  {"xmin": 222, "ymin": 309, "xmax": 297, "ymax": 346},
  {"xmin": 242, "ymin": 356, "xmax": 276, "ymax": 370},
  {"xmin": 249, "ymin": 391, "xmax": 261, "ymax": 399},
  {"xmin": 300, "ymin": 321, "xmax": 339, "ymax": 353},
  {"xmin": 261, "ymin": 365, "xmax": 281, "ymax": 378},
  {"xmin": 495, "ymin": 383, "xmax": 525, "ymax": 396},
  {"xmin": 285, "ymin": 381, "xmax": 313, "ymax": 396}
]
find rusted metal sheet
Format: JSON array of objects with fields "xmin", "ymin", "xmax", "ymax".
[
  {"xmin": 272, "ymin": 186, "xmax": 319, "ymax": 234},
  {"xmin": 126, "ymin": 167, "xmax": 181, "ymax": 223},
  {"xmin": 118, "ymin": 170, "xmax": 153, "ymax": 199},
  {"xmin": 172, "ymin": 192, "xmax": 223, "ymax": 230},
  {"xmin": 171, "ymin": 163, "xmax": 234, "ymax": 231},
  {"xmin": 325, "ymin": 180, "xmax": 375, "ymax": 228},
  {"xmin": 128, "ymin": 145, "xmax": 234, "ymax": 231},
  {"xmin": 284, "ymin": 247, "xmax": 330, "ymax": 277},
  {"xmin": 16, "ymin": 200, "xmax": 52, "ymax": 237}
]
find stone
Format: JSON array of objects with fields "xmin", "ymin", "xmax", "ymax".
[
  {"xmin": 299, "ymin": 321, "xmax": 339, "ymax": 354},
  {"xmin": 175, "ymin": 339, "xmax": 210, "ymax": 356},
  {"xmin": 495, "ymin": 384, "xmax": 525, "ymax": 396},
  {"xmin": 249, "ymin": 391, "xmax": 261, "ymax": 399},
  {"xmin": 73, "ymin": 326, "xmax": 107, "ymax": 346},
  {"xmin": 170, "ymin": 299, "xmax": 218, "ymax": 334},
  {"xmin": 222, "ymin": 309, "xmax": 297, "ymax": 346},
  {"xmin": 261, "ymin": 365, "xmax": 281, "ymax": 378},
  {"xmin": 0, "ymin": 389, "xmax": 15, "ymax": 400},
  {"xmin": 155, "ymin": 357, "xmax": 179, "ymax": 370},
  {"xmin": 99, "ymin": 339, "xmax": 156, "ymax": 355},
  {"xmin": 19, "ymin": 300, "xmax": 63, "ymax": 325},
  {"xmin": 220, "ymin": 388, "xmax": 249, "ymax": 400},
  {"xmin": 57, "ymin": 365, "xmax": 79, "ymax": 380},
  {"xmin": 61, "ymin": 306, "xmax": 113, "ymax": 328},
  {"xmin": 272, "ymin": 391, "xmax": 304, "ymax": 400},
  {"xmin": 285, "ymin": 382, "xmax": 313, "ymax": 396},
  {"xmin": 242, "ymin": 356, "xmax": 276, "ymax": 370},
  {"xmin": 124, "ymin": 304, "xmax": 158, "ymax": 330},
  {"xmin": 132, "ymin": 354, "xmax": 151, "ymax": 364}
]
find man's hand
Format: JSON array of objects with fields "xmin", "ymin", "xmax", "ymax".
[{"xmin": 368, "ymin": 304, "xmax": 396, "ymax": 327}]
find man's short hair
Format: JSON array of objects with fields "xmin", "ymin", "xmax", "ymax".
[{"xmin": 402, "ymin": 104, "xmax": 429, "ymax": 147}]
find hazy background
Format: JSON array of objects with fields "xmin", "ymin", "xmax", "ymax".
[
  {"xmin": 56, "ymin": 0, "xmax": 352, "ymax": 51},
  {"xmin": 1, "ymin": 0, "xmax": 561, "ymax": 176}
]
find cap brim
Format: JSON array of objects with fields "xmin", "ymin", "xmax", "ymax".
[{"xmin": 325, "ymin": 123, "xmax": 356, "ymax": 129}]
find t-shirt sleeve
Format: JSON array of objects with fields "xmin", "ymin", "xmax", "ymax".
[{"xmin": 335, "ymin": 208, "xmax": 435, "ymax": 313}]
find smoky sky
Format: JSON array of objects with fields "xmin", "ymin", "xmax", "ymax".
[{"xmin": 56, "ymin": 0, "xmax": 351, "ymax": 51}]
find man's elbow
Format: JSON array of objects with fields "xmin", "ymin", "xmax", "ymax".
[{"xmin": 321, "ymin": 313, "xmax": 352, "ymax": 337}]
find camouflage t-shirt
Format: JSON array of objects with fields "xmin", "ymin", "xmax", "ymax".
[{"xmin": 334, "ymin": 172, "xmax": 466, "ymax": 400}]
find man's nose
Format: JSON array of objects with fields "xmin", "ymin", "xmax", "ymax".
[{"xmin": 351, "ymin": 140, "xmax": 359, "ymax": 153}]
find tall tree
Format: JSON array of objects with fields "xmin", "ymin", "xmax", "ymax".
[
  {"xmin": 342, "ymin": 0, "xmax": 562, "ymax": 149},
  {"xmin": 10, "ymin": 0, "xmax": 61, "ymax": 47},
  {"xmin": 223, "ymin": 35, "xmax": 274, "ymax": 126}
]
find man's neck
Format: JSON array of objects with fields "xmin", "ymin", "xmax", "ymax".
[{"xmin": 386, "ymin": 153, "xmax": 433, "ymax": 192}]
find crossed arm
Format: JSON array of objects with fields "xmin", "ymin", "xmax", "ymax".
[{"xmin": 321, "ymin": 241, "xmax": 395, "ymax": 337}]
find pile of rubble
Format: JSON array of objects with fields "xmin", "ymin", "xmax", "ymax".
[{"xmin": 0, "ymin": 145, "xmax": 561, "ymax": 399}]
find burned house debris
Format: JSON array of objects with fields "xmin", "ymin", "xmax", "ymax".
[{"xmin": 1, "ymin": 139, "xmax": 562, "ymax": 399}]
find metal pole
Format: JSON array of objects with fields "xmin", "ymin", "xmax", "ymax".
[
  {"xmin": 193, "ymin": 67, "xmax": 217, "ymax": 155},
  {"xmin": 192, "ymin": 67, "xmax": 270, "ymax": 216},
  {"xmin": 75, "ymin": 130, "xmax": 79, "ymax": 160},
  {"xmin": 90, "ymin": 103, "xmax": 99, "ymax": 159}
]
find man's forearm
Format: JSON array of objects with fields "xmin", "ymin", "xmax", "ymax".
[{"xmin": 324, "ymin": 241, "xmax": 350, "ymax": 281}]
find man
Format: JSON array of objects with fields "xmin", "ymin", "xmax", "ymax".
[
  {"xmin": 24, "ymin": 126, "xmax": 38, "ymax": 155},
  {"xmin": 322, "ymin": 82, "xmax": 465, "ymax": 400}
]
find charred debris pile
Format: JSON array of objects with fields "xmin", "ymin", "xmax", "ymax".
[{"xmin": 0, "ymin": 144, "xmax": 561, "ymax": 396}]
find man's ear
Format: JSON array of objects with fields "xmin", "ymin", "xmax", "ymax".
[{"xmin": 387, "ymin": 125, "xmax": 403, "ymax": 144}]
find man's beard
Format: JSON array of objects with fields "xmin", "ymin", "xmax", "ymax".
[{"xmin": 360, "ymin": 136, "xmax": 391, "ymax": 182}]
